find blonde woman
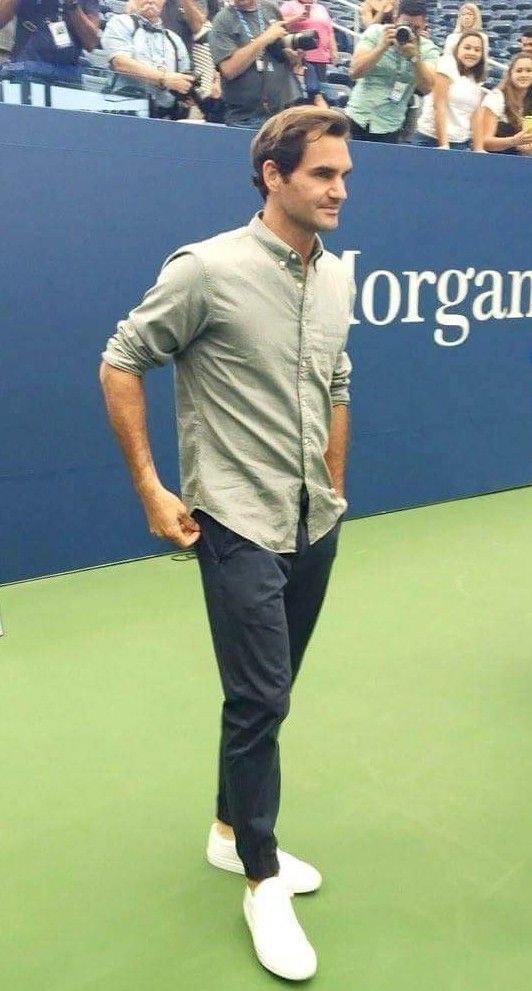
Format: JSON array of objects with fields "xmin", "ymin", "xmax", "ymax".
[
  {"xmin": 360, "ymin": 0, "xmax": 396, "ymax": 29},
  {"xmin": 444, "ymin": 3, "xmax": 488, "ymax": 57},
  {"xmin": 481, "ymin": 54, "xmax": 532, "ymax": 155}
]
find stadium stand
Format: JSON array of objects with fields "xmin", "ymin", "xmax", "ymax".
[{"xmin": 1, "ymin": 0, "xmax": 531, "ymax": 115}]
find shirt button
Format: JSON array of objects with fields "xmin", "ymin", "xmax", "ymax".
[
  {"xmin": 297, "ymin": 282, "xmax": 304, "ymax": 289},
  {"xmin": 290, "ymin": 252, "xmax": 297, "ymax": 260}
]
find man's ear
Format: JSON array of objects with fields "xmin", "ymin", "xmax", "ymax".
[{"xmin": 262, "ymin": 159, "xmax": 283, "ymax": 194}]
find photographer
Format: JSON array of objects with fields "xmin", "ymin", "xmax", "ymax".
[
  {"xmin": 0, "ymin": 0, "xmax": 99, "ymax": 82},
  {"xmin": 209, "ymin": 0, "xmax": 302, "ymax": 128},
  {"xmin": 346, "ymin": 0, "xmax": 438, "ymax": 143},
  {"xmin": 102, "ymin": 0, "xmax": 197, "ymax": 120}
]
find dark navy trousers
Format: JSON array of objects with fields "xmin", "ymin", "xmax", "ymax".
[{"xmin": 194, "ymin": 497, "xmax": 340, "ymax": 881}]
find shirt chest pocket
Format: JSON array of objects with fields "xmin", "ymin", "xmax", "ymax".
[{"xmin": 307, "ymin": 298, "xmax": 348, "ymax": 357}]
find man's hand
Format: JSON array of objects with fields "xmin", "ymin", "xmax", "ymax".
[
  {"xmin": 261, "ymin": 14, "xmax": 301, "ymax": 47},
  {"xmin": 141, "ymin": 483, "xmax": 201, "ymax": 548},
  {"xmin": 164, "ymin": 71, "xmax": 196, "ymax": 94},
  {"xmin": 260, "ymin": 20, "xmax": 289, "ymax": 46},
  {"xmin": 378, "ymin": 24, "xmax": 396, "ymax": 52},
  {"xmin": 398, "ymin": 38, "xmax": 420, "ymax": 61}
]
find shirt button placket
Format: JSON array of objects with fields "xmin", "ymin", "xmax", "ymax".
[{"xmin": 300, "ymin": 287, "xmax": 311, "ymax": 483}]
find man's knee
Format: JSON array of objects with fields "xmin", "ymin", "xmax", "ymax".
[{"xmin": 225, "ymin": 687, "xmax": 291, "ymax": 736}]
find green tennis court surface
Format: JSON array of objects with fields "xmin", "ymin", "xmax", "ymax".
[{"xmin": 2, "ymin": 487, "xmax": 531, "ymax": 991}]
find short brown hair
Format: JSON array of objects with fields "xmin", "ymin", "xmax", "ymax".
[{"xmin": 250, "ymin": 106, "xmax": 350, "ymax": 202}]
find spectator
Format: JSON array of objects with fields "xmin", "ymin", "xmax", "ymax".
[
  {"xmin": 360, "ymin": 0, "xmax": 395, "ymax": 30},
  {"xmin": 102, "ymin": 0, "xmax": 196, "ymax": 119},
  {"xmin": 163, "ymin": 0, "xmax": 219, "ymax": 56},
  {"xmin": 521, "ymin": 27, "xmax": 532, "ymax": 58},
  {"xmin": 481, "ymin": 53, "xmax": 532, "ymax": 155},
  {"xmin": 345, "ymin": 0, "xmax": 438, "ymax": 143},
  {"xmin": 162, "ymin": 0, "xmax": 223, "ymax": 119},
  {"xmin": 0, "ymin": 0, "xmax": 99, "ymax": 82},
  {"xmin": 0, "ymin": 17, "xmax": 15, "ymax": 62},
  {"xmin": 412, "ymin": 32, "xmax": 485, "ymax": 150},
  {"xmin": 443, "ymin": 4, "xmax": 488, "ymax": 58},
  {"xmin": 279, "ymin": 0, "xmax": 338, "ymax": 99},
  {"xmin": 209, "ymin": 0, "xmax": 301, "ymax": 128}
]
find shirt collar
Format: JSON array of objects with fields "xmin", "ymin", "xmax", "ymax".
[
  {"xmin": 248, "ymin": 213, "xmax": 324, "ymax": 271},
  {"xmin": 136, "ymin": 15, "xmax": 164, "ymax": 31}
]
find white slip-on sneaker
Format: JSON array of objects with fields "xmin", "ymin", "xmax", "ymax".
[
  {"xmin": 243, "ymin": 876, "xmax": 318, "ymax": 981},
  {"xmin": 206, "ymin": 824, "xmax": 322, "ymax": 894}
]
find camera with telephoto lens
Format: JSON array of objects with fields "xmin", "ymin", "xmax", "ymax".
[
  {"xmin": 395, "ymin": 24, "xmax": 417, "ymax": 45},
  {"xmin": 267, "ymin": 28, "xmax": 319, "ymax": 62}
]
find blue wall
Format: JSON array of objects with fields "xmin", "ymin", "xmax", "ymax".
[{"xmin": 1, "ymin": 104, "xmax": 531, "ymax": 583}]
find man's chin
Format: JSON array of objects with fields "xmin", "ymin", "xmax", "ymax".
[{"xmin": 316, "ymin": 213, "xmax": 340, "ymax": 231}]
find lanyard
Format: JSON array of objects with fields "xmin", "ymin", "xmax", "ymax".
[{"xmin": 233, "ymin": 3, "xmax": 265, "ymax": 41}]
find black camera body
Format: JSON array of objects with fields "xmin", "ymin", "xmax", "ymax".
[
  {"xmin": 395, "ymin": 24, "xmax": 416, "ymax": 46},
  {"xmin": 267, "ymin": 29, "xmax": 319, "ymax": 63}
]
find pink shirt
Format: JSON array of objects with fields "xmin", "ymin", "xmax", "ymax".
[{"xmin": 279, "ymin": 0, "xmax": 334, "ymax": 63}]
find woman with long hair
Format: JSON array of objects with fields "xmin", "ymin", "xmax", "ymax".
[
  {"xmin": 481, "ymin": 54, "xmax": 532, "ymax": 155},
  {"xmin": 360, "ymin": 0, "xmax": 396, "ymax": 29},
  {"xmin": 412, "ymin": 31, "xmax": 486, "ymax": 149},
  {"xmin": 444, "ymin": 3, "xmax": 488, "ymax": 58}
]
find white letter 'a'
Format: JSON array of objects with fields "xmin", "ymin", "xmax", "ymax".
[{"xmin": 472, "ymin": 270, "xmax": 507, "ymax": 321}]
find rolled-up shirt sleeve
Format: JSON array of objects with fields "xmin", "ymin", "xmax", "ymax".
[
  {"xmin": 102, "ymin": 252, "xmax": 209, "ymax": 375},
  {"xmin": 101, "ymin": 14, "xmax": 136, "ymax": 60},
  {"xmin": 330, "ymin": 349, "xmax": 352, "ymax": 405}
]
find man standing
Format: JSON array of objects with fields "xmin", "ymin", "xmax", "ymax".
[
  {"xmin": 521, "ymin": 27, "xmax": 532, "ymax": 58},
  {"xmin": 346, "ymin": 0, "xmax": 438, "ymax": 142},
  {"xmin": 209, "ymin": 0, "xmax": 302, "ymax": 127},
  {"xmin": 100, "ymin": 105, "xmax": 352, "ymax": 981},
  {"xmin": 0, "ymin": 0, "xmax": 99, "ymax": 82}
]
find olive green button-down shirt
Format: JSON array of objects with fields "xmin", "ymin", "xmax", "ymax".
[{"xmin": 102, "ymin": 214, "xmax": 352, "ymax": 552}]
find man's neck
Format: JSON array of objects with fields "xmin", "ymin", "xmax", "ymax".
[{"xmin": 261, "ymin": 206, "xmax": 316, "ymax": 269}]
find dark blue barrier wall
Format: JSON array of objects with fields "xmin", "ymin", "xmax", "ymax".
[{"xmin": 1, "ymin": 104, "xmax": 531, "ymax": 583}]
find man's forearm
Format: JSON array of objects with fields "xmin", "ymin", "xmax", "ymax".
[
  {"xmin": 99, "ymin": 361, "xmax": 201, "ymax": 547},
  {"xmin": 66, "ymin": 8, "xmax": 99, "ymax": 50},
  {"xmin": 0, "ymin": 0, "xmax": 18, "ymax": 29},
  {"xmin": 219, "ymin": 35, "xmax": 268, "ymax": 80},
  {"xmin": 178, "ymin": 0, "xmax": 206, "ymax": 34},
  {"xmin": 324, "ymin": 403, "xmax": 349, "ymax": 498},
  {"xmin": 350, "ymin": 45, "xmax": 386, "ymax": 79},
  {"xmin": 99, "ymin": 362, "xmax": 161, "ymax": 499}
]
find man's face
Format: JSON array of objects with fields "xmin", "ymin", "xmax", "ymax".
[
  {"xmin": 136, "ymin": 0, "xmax": 164, "ymax": 19},
  {"xmin": 396, "ymin": 14, "xmax": 426, "ymax": 33},
  {"xmin": 522, "ymin": 35, "xmax": 532, "ymax": 57},
  {"xmin": 271, "ymin": 133, "xmax": 352, "ymax": 235}
]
